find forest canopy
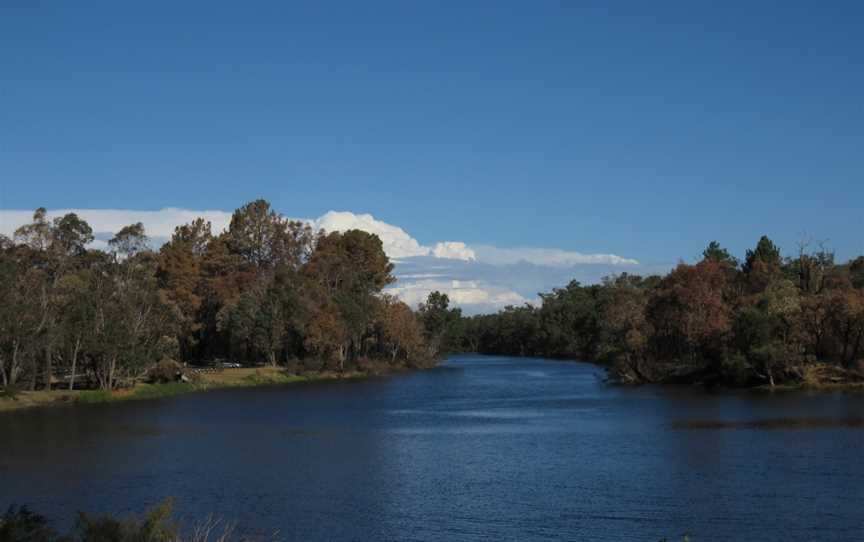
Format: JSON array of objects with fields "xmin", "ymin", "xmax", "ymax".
[
  {"xmin": 460, "ymin": 237, "xmax": 864, "ymax": 388},
  {"xmin": 4, "ymin": 202, "xmax": 862, "ymax": 392},
  {"xmin": 0, "ymin": 200, "xmax": 452, "ymax": 392}
]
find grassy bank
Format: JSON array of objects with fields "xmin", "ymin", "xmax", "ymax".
[{"xmin": 0, "ymin": 366, "xmax": 380, "ymax": 413}]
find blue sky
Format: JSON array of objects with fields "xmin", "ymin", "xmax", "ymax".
[{"xmin": 2, "ymin": 1, "xmax": 863, "ymax": 310}]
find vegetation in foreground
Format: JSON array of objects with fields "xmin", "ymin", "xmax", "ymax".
[
  {"xmin": 0, "ymin": 200, "xmax": 461, "ymax": 406},
  {"xmin": 0, "ymin": 499, "xmax": 270, "ymax": 541},
  {"xmin": 0, "ymin": 500, "xmax": 692, "ymax": 542},
  {"xmin": 459, "ymin": 237, "xmax": 864, "ymax": 389}
]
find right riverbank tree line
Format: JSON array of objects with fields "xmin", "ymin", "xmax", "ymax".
[
  {"xmin": 459, "ymin": 237, "xmax": 864, "ymax": 387},
  {"xmin": 0, "ymin": 200, "xmax": 457, "ymax": 392}
]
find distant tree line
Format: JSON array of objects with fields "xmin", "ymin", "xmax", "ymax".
[
  {"xmin": 0, "ymin": 200, "xmax": 453, "ymax": 392},
  {"xmin": 460, "ymin": 237, "xmax": 864, "ymax": 387}
]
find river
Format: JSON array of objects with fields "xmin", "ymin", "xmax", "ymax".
[{"xmin": 2, "ymin": 355, "xmax": 863, "ymax": 541}]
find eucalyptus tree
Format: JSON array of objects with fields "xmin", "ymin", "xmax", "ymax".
[
  {"xmin": 304, "ymin": 229, "xmax": 395, "ymax": 363},
  {"xmin": 157, "ymin": 227, "xmax": 206, "ymax": 361},
  {"xmin": 376, "ymin": 295, "xmax": 426, "ymax": 364},
  {"xmin": 51, "ymin": 213, "xmax": 94, "ymax": 257},
  {"xmin": 9, "ymin": 209, "xmax": 97, "ymax": 388},
  {"xmin": 109, "ymin": 222, "xmax": 149, "ymax": 259},
  {"xmin": 418, "ymin": 291, "xmax": 462, "ymax": 357},
  {"xmin": 226, "ymin": 199, "xmax": 315, "ymax": 271},
  {"xmin": 13, "ymin": 207, "xmax": 52, "ymax": 251}
]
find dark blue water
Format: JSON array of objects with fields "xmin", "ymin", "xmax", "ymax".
[{"xmin": 2, "ymin": 355, "xmax": 864, "ymax": 541}]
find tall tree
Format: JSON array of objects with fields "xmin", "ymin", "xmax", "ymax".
[
  {"xmin": 744, "ymin": 236, "xmax": 782, "ymax": 272},
  {"xmin": 157, "ymin": 223, "xmax": 209, "ymax": 362},
  {"xmin": 226, "ymin": 199, "xmax": 314, "ymax": 270},
  {"xmin": 418, "ymin": 291, "xmax": 462, "ymax": 356},
  {"xmin": 538, "ymin": 281, "xmax": 601, "ymax": 359},
  {"xmin": 598, "ymin": 274, "xmax": 654, "ymax": 381},
  {"xmin": 13, "ymin": 208, "xmax": 52, "ymax": 251},
  {"xmin": 51, "ymin": 213, "xmax": 94, "ymax": 257},
  {"xmin": 702, "ymin": 241, "xmax": 738, "ymax": 267},
  {"xmin": 304, "ymin": 230, "xmax": 395, "ymax": 360},
  {"xmin": 109, "ymin": 223, "xmax": 149, "ymax": 259},
  {"xmin": 376, "ymin": 295, "xmax": 428, "ymax": 364},
  {"xmin": 850, "ymin": 257, "xmax": 864, "ymax": 289},
  {"xmin": 647, "ymin": 261, "xmax": 732, "ymax": 367}
]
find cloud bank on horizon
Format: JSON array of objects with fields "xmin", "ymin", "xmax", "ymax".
[{"xmin": 0, "ymin": 208, "xmax": 666, "ymax": 314}]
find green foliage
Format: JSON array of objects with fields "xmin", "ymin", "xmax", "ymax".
[
  {"xmin": 418, "ymin": 292, "xmax": 462, "ymax": 356},
  {"xmin": 539, "ymin": 281, "xmax": 601, "ymax": 359},
  {"xmin": 241, "ymin": 371, "xmax": 307, "ymax": 386},
  {"xmin": 744, "ymin": 235, "xmax": 782, "ymax": 274},
  {"xmin": 131, "ymin": 382, "xmax": 197, "ymax": 400},
  {"xmin": 0, "ymin": 505, "xmax": 54, "ymax": 542},
  {"xmin": 76, "ymin": 390, "xmax": 114, "ymax": 403},
  {"xmin": 74, "ymin": 498, "xmax": 177, "ymax": 542},
  {"xmin": 51, "ymin": 213, "xmax": 94, "ymax": 257},
  {"xmin": 108, "ymin": 223, "xmax": 149, "ymax": 258},
  {"xmin": 0, "ymin": 386, "xmax": 21, "ymax": 401},
  {"xmin": 462, "ymin": 236, "xmax": 864, "ymax": 387},
  {"xmin": 146, "ymin": 360, "xmax": 184, "ymax": 384},
  {"xmin": 702, "ymin": 240, "xmax": 737, "ymax": 266},
  {"xmin": 0, "ymin": 500, "xmax": 259, "ymax": 542},
  {"xmin": 848, "ymin": 256, "xmax": 864, "ymax": 289},
  {"xmin": 0, "ymin": 200, "xmax": 433, "ymax": 394}
]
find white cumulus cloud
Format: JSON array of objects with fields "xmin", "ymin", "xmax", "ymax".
[
  {"xmin": 432, "ymin": 241, "xmax": 476, "ymax": 261},
  {"xmin": 386, "ymin": 279, "xmax": 530, "ymax": 313},
  {"xmin": 310, "ymin": 211, "xmax": 430, "ymax": 259},
  {"xmin": 472, "ymin": 245, "xmax": 639, "ymax": 267}
]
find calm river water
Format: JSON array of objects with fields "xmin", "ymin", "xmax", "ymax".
[{"xmin": 2, "ymin": 355, "xmax": 864, "ymax": 541}]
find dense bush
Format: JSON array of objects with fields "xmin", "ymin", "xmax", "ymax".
[
  {"xmin": 146, "ymin": 360, "xmax": 185, "ymax": 384},
  {"xmin": 0, "ymin": 500, "xmax": 249, "ymax": 542},
  {"xmin": 0, "ymin": 506, "xmax": 54, "ymax": 542}
]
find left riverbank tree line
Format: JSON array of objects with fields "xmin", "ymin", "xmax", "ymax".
[{"xmin": 0, "ymin": 200, "xmax": 455, "ymax": 392}]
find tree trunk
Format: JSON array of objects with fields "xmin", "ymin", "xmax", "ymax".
[
  {"xmin": 106, "ymin": 355, "xmax": 117, "ymax": 391},
  {"xmin": 29, "ymin": 357, "xmax": 37, "ymax": 391},
  {"xmin": 9, "ymin": 341, "xmax": 20, "ymax": 387},
  {"xmin": 69, "ymin": 338, "xmax": 81, "ymax": 391},
  {"xmin": 44, "ymin": 344, "xmax": 53, "ymax": 391},
  {"xmin": 841, "ymin": 323, "xmax": 851, "ymax": 367},
  {"xmin": 849, "ymin": 330, "xmax": 863, "ymax": 369}
]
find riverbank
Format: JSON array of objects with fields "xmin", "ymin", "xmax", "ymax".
[
  {"xmin": 0, "ymin": 364, "xmax": 410, "ymax": 413},
  {"xmin": 610, "ymin": 359, "xmax": 864, "ymax": 392}
]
